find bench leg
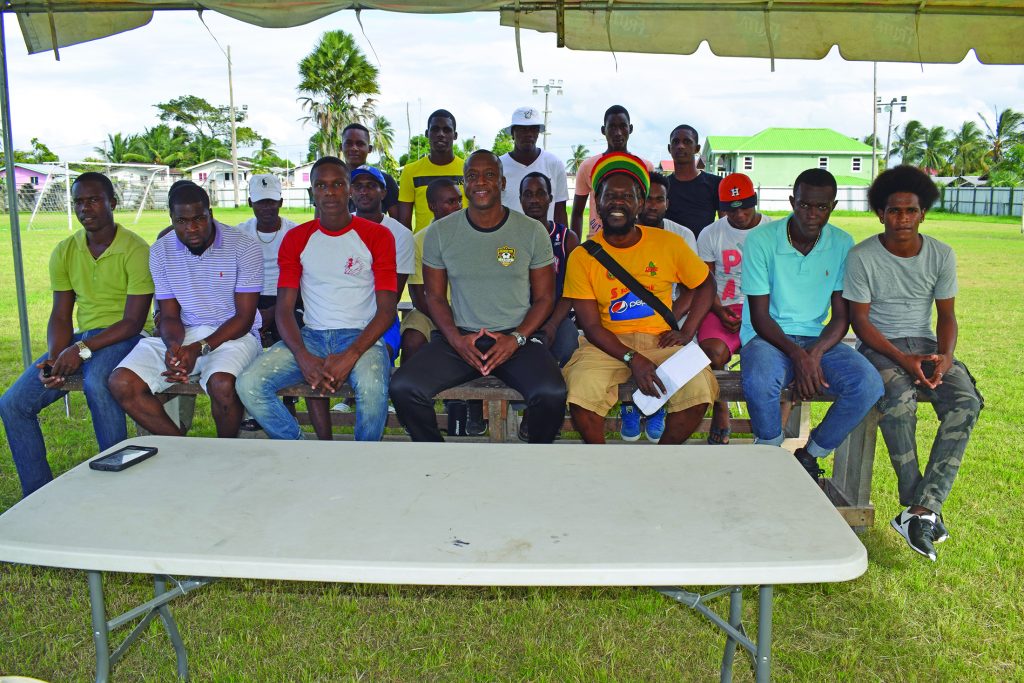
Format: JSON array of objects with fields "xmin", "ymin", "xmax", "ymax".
[
  {"xmin": 486, "ymin": 400, "xmax": 507, "ymax": 442},
  {"xmin": 136, "ymin": 395, "xmax": 198, "ymax": 437},
  {"xmin": 832, "ymin": 409, "xmax": 879, "ymax": 509},
  {"xmin": 783, "ymin": 401, "xmax": 811, "ymax": 440}
]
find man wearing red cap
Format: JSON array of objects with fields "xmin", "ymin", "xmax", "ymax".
[
  {"xmin": 562, "ymin": 152, "xmax": 719, "ymax": 444},
  {"xmin": 695, "ymin": 173, "xmax": 771, "ymax": 444}
]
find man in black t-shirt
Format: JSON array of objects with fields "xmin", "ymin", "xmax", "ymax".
[
  {"xmin": 664, "ymin": 124, "xmax": 722, "ymax": 237},
  {"xmin": 342, "ymin": 123, "xmax": 399, "ymax": 217}
]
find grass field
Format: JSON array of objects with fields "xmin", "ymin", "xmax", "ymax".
[{"xmin": 0, "ymin": 209, "xmax": 1022, "ymax": 681}]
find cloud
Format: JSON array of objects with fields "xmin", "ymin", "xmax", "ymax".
[{"xmin": 4, "ymin": 10, "xmax": 1022, "ymax": 168}]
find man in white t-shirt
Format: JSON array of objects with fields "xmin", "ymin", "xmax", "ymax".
[
  {"xmin": 350, "ymin": 163, "xmax": 415, "ymax": 372},
  {"xmin": 234, "ymin": 174, "xmax": 298, "ymax": 347},
  {"xmin": 696, "ymin": 173, "xmax": 771, "ymax": 443},
  {"xmin": 499, "ymin": 106, "xmax": 569, "ymax": 227}
]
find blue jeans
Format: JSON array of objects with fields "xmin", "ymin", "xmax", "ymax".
[
  {"xmin": 237, "ymin": 327, "xmax": 390, "ymax": 441},
  {"xmin": 740, "ymin": 335, "xmax": 883, "ymax": 457},
  {"xmin": 0, "ymin": 329, "xmax": 142, "ymax": 497}
]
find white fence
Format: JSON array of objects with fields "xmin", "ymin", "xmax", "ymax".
[
  {"xmin": 939, "ymin": 186, "xmax": 1023, "ymax": 217},
  {"xmin": 208, "ymin": 185, "xmax": 313, "ymax": 210},
  {"xmin": 755, "ymin": 185, "xmax": 869, "ymax": 212}
]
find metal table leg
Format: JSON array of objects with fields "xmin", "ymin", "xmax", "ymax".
[
  {"xmin": 85, "ymin": 572, "xmax": 212, "ymax": 682},
  {"xmin": 755, "ymin": 585, "xmax": 774, "ymax": 683},
  {"xmin": 656, "ymin": 584, "xmax": 775, "ymax": 682},
  {"xmin": 88, "ymin": 571, "xmax": 111, "ymax": 683},
  {"xmin": 720, "ymin": 586, "xmax": 744, "ymax": 683}
]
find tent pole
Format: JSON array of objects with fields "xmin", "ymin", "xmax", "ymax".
[{"xmin": 0, "ymin": 11, "xmax": 33, "ymax": 369}]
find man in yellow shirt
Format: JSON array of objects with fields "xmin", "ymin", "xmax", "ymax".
[
  {"xmin": 396, "ymin": 109, "xmax": 467, "ymax": 233},
  {"xmin": 562, "ymin": 153, "xmax": 719, "ymax": 444}
]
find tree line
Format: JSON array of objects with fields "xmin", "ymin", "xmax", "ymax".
[{"xmin": 871, "ymin": 108, "xmax": 1024, "ymax": 184}]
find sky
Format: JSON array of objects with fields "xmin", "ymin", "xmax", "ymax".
[{"xmin": 4, "ymin": 9, "xmax": 1024, "ymax": 168}]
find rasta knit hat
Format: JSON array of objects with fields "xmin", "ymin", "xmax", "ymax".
[{"xmin": 591, "ymin": 152, "xmax": 650, "ymax": 198}]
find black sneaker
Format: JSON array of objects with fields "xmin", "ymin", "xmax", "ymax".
[
  {"xmin": 794, "ymin": 448, "xmax": 824, "ymax": 481},
  {"xmin": 890, "ymin": 508, "xmax": 938, "ymax": 561},
  {"xmin": 239, "ymin": 418, "xmax": 262, "ymax": 432},
  {"xmin": 466, "ymin": 400, "xmax": 488, "ymax": 436},
  {"xmin": 934, "ymin": 514, "xmax": 949, "ymax": 544}
]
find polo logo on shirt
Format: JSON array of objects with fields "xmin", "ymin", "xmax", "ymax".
[
  {"xmin": 644, "ymin": 261, "xmax": 658, "ymax": 277},
  {"xmin": 497, "ymin": 245, "xmax": 516, "ymax": 267},
  {"xmin": 344, "ymin": 257, "xmax": 367, "ymax": 276}
]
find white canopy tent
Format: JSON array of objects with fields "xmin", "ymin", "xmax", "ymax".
[{"xmin": 3, "ymin": 0, "xmax": 1024, "ymax": 364}]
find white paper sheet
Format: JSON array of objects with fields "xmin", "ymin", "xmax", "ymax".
[{"xmin": 631, "ymin": 341, "xmax": 712, "ymax": 415}]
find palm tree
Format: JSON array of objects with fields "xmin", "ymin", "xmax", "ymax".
[
  {"xmin": 124, "ymin": 125, "xmax": 187, "ymax": 166},
  {"xmin": 370, "ymin": 115, "xmax": 397, "ymax": 175},
  {"xmin": 948, "ymin": 121, "xmax": 987, "ymax": 176},
  {"xmin": 978, "ymin": 107, "xmax": 1024, "ymax": 165},
  {"xmin": 889, "ymin": 120, "xmax": 926, "ymax": 166},
  {"xmin": 94, "ymin": 133, "xmax": 136, "ymax": 163},
  {"xmin": 249, "ymin": 138, "xmax": 281, "ymax": 172},
  {"xmin": 920, "ymin": 126, "xmax": 951, "ymax": 173},
  {"xmin": 297, "ymin": 30, "xmax": 380, "ymax": 157},
  {"xmin": 566, "ymin": 144, "xmax": 590, "ymax": 174}
]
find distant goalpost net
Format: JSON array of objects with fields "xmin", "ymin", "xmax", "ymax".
[{"xmin": 10, "ymin": 161, "xmax": 171, "ymax": 230}]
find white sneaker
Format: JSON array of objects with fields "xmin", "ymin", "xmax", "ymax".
[{"xmin": 331, "ymin": 401, "xmax": 353, "ymax": 413}]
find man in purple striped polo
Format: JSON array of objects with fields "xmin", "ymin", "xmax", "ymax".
[{"xmin": 109, "ymin": 184, "xmax": 263, "ymax": 437}]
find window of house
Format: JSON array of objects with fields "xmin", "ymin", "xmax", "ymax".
[
  {"xmin": 743, "ymin": 156, "xmax": 753, "ymax": 171},
  {"xmin": 302, "ymin": 173, "xmax": 310, "ymax": 182},
  {"xmin": 818, "ymin": 157, "xmax": 829, "ymax": 170},
  {"xmin": 851, "ymin": 157, "xmax": 862, "ymax": 172},
  {"xmin": 198, "ymin": 172, "xmax": 208, "ymax": 181},
  {"xmin": 29, "ymin": 176, "xmax": 40, "ymax": 185}
]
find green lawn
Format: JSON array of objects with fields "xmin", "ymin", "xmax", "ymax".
[{"xmin": 0, "ymin": 211, "xmax": 1022, "ymax": 681}]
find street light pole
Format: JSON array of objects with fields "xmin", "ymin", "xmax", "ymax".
[
  {"xmin": 531, "ymin": 78, "xmax": 564, "ymax": 149},
  {"xmin": 877, "ymin": 94, "xmax": 908, "ymax": 170}
]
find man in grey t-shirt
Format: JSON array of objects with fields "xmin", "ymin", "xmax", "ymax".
[
  {"xmin": 844, "ymin": 165, "xmax": 982, "ymax": 562},
  {"xmin": 389, "ymin": 150, "xmax": 568, "ymax": 442}
]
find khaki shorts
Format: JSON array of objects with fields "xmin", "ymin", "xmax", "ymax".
[
  {"xmin": 400, "ymin": 309, "xmax": 436, "ymax": 339},
  {"xmin": 563, "ymin": 332, "xmax": 719, "ymax": 416}
]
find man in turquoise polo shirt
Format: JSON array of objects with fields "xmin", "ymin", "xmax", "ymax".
[
  {"xmin": 738, "ymin": 168, "xmax": 882, "ymax": 480},
  {"xmin": 0, "ymin": 172, "xmax": 153, "ymax": 497}
]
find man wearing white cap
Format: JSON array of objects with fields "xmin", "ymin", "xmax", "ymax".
[
  {"xmin": 499, "ymin": 106, "xmax": 569, "ymax": 227},
  {"xmin": 235, "ymin": 174, "xmax": 298, "ymax": 346}
]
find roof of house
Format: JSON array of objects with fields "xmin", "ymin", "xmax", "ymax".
[
  {"xmin": 182, "ymin": 158, "xmax": 253, "ymax": 172},
  {"xmin": 706, "ymin": 128, "xmax": 875, "ymax": 154},
  {"xmin": 0, "ymin": 162, "xmax": 71, "ymax": 176}
]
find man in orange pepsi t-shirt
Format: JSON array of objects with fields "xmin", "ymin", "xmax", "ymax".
[{"xmin": 562, "ymin": 152, "xmax": 719, "ymax": 444}]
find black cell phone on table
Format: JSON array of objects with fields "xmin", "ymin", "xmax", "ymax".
[{"xmin": 89, "ymin": 445, "xmax": 158, "ymax": 472}]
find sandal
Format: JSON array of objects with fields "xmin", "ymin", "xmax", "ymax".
[{"xmin": 707, "ymin": 425, "xmax": 731, "ymax": 445}]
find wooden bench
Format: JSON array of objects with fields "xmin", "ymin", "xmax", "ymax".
[{"xmin": 61, "ymin": 371, "xmax": 888, "ymax": 530}]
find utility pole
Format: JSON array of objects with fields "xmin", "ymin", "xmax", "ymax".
[
  {"xmin": 532, "ymin": 79, "xmax": 564, "ymax": 149},
  {"xmin": 227, "ymin": 45, "xmax": 240, "ymax": 208},
  {"xmin": 871, "ymin": 63, "xmax": 878, "ymax": 180},
  {"xmin": 877, "ymin": 94, "xmax": 909, "ymax": 170}
]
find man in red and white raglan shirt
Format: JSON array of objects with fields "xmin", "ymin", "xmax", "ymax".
[
  {"xmin": 238, "ymin": 156, "xmax": 397, "ymax": 441},
  {"xmin": 695, "ymin": 172, "xmax": 771, "ymax": 444}
]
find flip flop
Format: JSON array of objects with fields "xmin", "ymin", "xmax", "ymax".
[{"xmin": 707, "ymin": 425, "xmax": 731, "ymax": 445}]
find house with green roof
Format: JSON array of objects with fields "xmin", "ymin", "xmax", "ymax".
[{"xmin": 704, "ymin": 128, "xmax": 879, "ymax": 188}]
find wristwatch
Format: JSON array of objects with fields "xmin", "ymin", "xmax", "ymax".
[
  {"xmin": 511, "ymin": 331, "xmax": 527, "ymax": 347},
  {"xmin": 198, "ymin": 338, "xmax": 213, "ymax": 356},
  {"xmin": 75, "ymin": 340, "xmax": 92, "ymax": 361},
  {"xmin": 622, "ymin": 350, "xmax": 636, "ymax": 365}
]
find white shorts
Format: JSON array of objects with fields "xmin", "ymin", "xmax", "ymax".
[{"xmin": 116, "ymin": 325, "xmax": 261, "ymax": 394}]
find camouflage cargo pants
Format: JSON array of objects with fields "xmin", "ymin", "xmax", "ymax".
[{"xmin": 862, "ymin": 338, "xmax": 982, "ymax": 514}]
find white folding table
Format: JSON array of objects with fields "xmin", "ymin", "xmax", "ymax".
[{"xmin": 0, "ymin": 436, "xmax": 867, "ymax": 682}]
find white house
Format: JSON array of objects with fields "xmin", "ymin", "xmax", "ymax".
[{"xmin": 183, "ymin": 159, "xmax": 252, "ymax": 189}]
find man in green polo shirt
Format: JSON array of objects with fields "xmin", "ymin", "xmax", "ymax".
[{"xmin": 0, "ymin": 172, "xmax": 153, "ymax": 497}]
